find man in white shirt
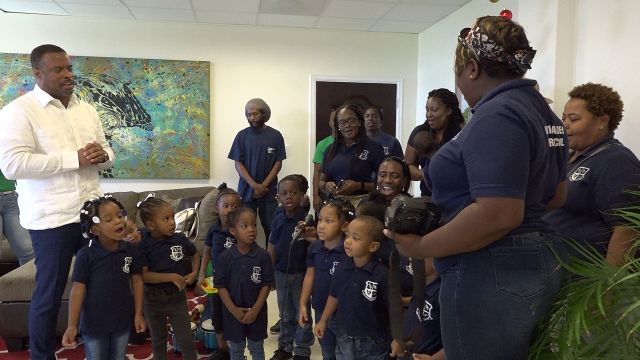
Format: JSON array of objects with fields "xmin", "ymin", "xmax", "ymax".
[{"xmin": 0, "ymin": 44, "xmax": 114, "ymax": 359}]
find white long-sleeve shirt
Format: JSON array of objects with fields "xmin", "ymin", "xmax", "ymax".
[{"xmin": 0, "ymin": 85, "xmax": 114, "ymax": 230}]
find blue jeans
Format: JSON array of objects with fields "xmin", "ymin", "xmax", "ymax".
[
  {"xmin": 83, "ymin": 327, "xmax": 130, "ymax": 360},
  {"xmin": 335, "ymin": 334, "xmax": 390, "ymax": 360},
  {"xmin": 0, "ymin": 191, "xmax": 33, "ymax": 265},
  {"xmin": 243, "ymin": 197, "xmax": 277, "ymax": 244},
  {"xmin": 439, "ymin": 233, "xmax": 563, "ymax": 360},
  {"xmin": 229, "ymin": 338, "xmax": 264, "ymax": 360},
  {"xmin": 314, "ymin": 310, "xmax": 337, "ymax": 360},
  {"xmin": 29, "ymin": 223, "xmax": 87, "ymax": 360},
  {"xmin": 274, "ymin": 271, "xmax": 315, "ymax": 356}
]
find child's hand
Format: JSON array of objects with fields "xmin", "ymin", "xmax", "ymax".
[
  {"xmin": 61, "ymin": 326, "xmax": 78, "ymax": 347},
  {"xmin": 185, "ymin": 272, "xmax": 196, "ymax": 285},
  {"xmin": 390, "ymin": 339, "xmax": 406, "ymax": 358},
  {"xmin": 134, "ymin": 314, "xmax": 147, "ymax": 333},
  {"xmin": 231, "ymin": 306, "xmax": 250, "ymax": 321},
  {"xmin": 413, "ymin": 354, "xmax": 434, "ymax": 360},
  {"xmin": 241, "ymin": 307, "xmax": 258, "ymax": 324},
  {"xmin": 301, "ymin": 226, "xmax": 317, "ymax": 241},
  {"xmin": 171, "ymin": 273, "xmax": 187, "ymax": 290},
  {"xmin": 314, "ymin": 320, "xmax": 326, "ymax": 339},
  {"xmin": 298, "ymin": 304, "xmax": 309, "ymax": 327}
]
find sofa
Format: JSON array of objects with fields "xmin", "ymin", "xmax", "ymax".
[
  {"xmin": 0, "ymin": 234, "xmax": 19, "ymax": 275},
  {"xmin": 0, "ymin": 186, "xmax": 219, "ymax": 351}
]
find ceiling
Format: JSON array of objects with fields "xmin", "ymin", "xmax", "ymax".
[{"xmin": 0, "ymin": 0, "xmax": 471, "ymax": 34}]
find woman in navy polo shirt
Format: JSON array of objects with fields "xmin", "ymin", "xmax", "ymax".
[
  {"xmin": 319, "ymin": 103, "xmax": 385, "ymax": 206},
  {"xmin": 390, "ymin": 16, "xmax": 568, "ymax": 360},
  {"xmin": 544, "ymin": 83, "xmax": 640, "ymax": 266}
]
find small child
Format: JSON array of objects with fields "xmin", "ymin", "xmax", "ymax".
[
  {"xmin": 62, "ymin": 197, "xmax": 146, "ymax": 359},
  {"xmin": 315, "ymin": 215, "xmax": 391, "ymax": 360},
  {"xmin": 197, "ymin": 183, "xmax": 242, "ymax": 360},
  {"xmin": 268, "ymin": 174, "xmax": 315, "ymax": 360},
  {"xmin": 216, "ymin": 207, "xmax": 274, "ymax": 360},
  {"xmin": 299, "ymin": 199, "xmax": 355, "ymax": 360},
  {"xmin": 137, "ymin": 195, "xmax": 200, "ymax": 360}
]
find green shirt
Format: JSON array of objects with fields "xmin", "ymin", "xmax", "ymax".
[
  {"xmin": 313, "ymin": 135, "xmax": 335, "ymax": 164},
  {"xmin": 0, "ymin": 170, "xmax": 16, "ymax": 192}
]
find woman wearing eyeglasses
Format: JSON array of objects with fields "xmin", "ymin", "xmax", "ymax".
[
  {"xmin": 319, "ymin": 103, "xmax": 385, "ymax": 208},
  {"xmin": 389, "ymin": 16, "xmax": 568, "ymax": 360}
]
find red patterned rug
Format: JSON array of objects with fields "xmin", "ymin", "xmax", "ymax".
[{"xmin": 0, "ymin": 294, "xmax": 214, "ymax": 360}]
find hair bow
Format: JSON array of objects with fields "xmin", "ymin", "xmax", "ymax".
[{"xmin": 137, "ymin": 193, "xmax": 156, "ymax": 208}]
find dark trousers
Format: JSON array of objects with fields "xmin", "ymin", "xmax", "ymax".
[
  {"xmin": 28, "ymin": 223, "xmax": 87, "ymax": 360},
  {"xmin": 243, "ymin": 197, "xmax": 277, "ymax": 244}
]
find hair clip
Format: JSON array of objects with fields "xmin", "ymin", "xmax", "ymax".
[
  {"xmin": 82, "ymin": 232, "xmax": 90, "ymax": 239},
  {"xmin": 104, "ymin": 194, "xmax": 113, "ymax": 199},
  {"xmin": 137, "ymin": 193, "xmax": 155, "ymax": 208},
  {"xmin": 92, "ymin": 216, "xmax": 100, "ymax": 224},
  {"xmin": 80, "ymin": 209, "xmax": 89, "ymax": 215}
]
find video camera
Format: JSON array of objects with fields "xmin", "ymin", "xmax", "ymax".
[{"xmin": 384, "ymin": 195, "xmax": 440, "ymax": 236}]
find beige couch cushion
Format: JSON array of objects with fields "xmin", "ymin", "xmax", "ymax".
[{"xmin": 0, "ymin": 258, "xmax": 74, "ymax": 302}]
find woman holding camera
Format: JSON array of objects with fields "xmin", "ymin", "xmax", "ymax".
[{"xmin": 389, "ymin": 16, "xmax": 567, "ymax": 360}]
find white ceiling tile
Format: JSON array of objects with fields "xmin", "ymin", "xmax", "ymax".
[
  {"xmin": 129, "ymin": 7, "xmax": 195, "ymax": 21},
  {"xmin": 192, "ymin": 0, "xmax": 259, "ymax": 13},
  {"xmin": 59, "ymin": 3, "xmax": 132, "ymax": 18},
  {"xmin": 322, "ymin": 0, "xmax": 394, "ymax": 20},
  {"xmin": 315, "ymin": 16, "xmax": 375, "ymax": 31},
  {"xmin": 384, "ymin": 3, "xmax": 457, "ymax": 22},
  {"xmin": 258, "ymin": 13, "xmax": 317, "ymax": 28},
  {"xmin": 56, "ymin": 0, "xmax": 122, "ymax": 5},
  {"xmin": 370, "ymin": 19, "xmax": 429, "ymax": 33},
  {"xmin": 260, "ymin": 0, "xmax": 328, "ymax": 16},
  {"xmin": 196, "ymin": 10, "xmax": 257, "ymax": 25},
  {"xmin": 401, "ymin": 0, "xmax": 469, "ymax": 5},
  {"xmin": 122, "ymin": 0, "xmax": 190, "ymax": 9},
  {"xmin": 0, "ymin": 0, "xmax": 67, "ymax": 15}
]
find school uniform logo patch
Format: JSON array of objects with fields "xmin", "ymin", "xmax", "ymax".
[
  {"xmin": 251, "ymin": 266, "xmax": 262, "ymax": 284},
  {"xmin": 224, "ymin": 237, "xmax": 235, "ymax": 249},
  {"xmin": 416, "ymin": 300, "xmax": 434, "ymax": 322},
  {"xmin": 405, "ymin": 261, "xmax": 414, "ymax": 275},
  {"xmin": 358, "ymin": 150, "xmax": 369, "ymax": 160},
  {"xmin": 267, "ymin": 147, "xmax": 275, "ymax": 154},
  {"xmin": 383, "ymin": 146, "xmax": 390, "ymax": 155},
  {"xmin": 170, "ymin": 246, "xmax": 184, "ymax": 261},
  {"xmin": 362, "ymin": 280, "xmax": 378, "ymax": 301},
  {"xmin": 570, "ymin": 166, "xmax": 590, "ymax": 181},
  {"xmin": 329, "ymin": 261, "xmax": 340, "ymax": 275},
  {"xmin": 122, "ymin": 256, "xmax": 132, "ymax": 274}
]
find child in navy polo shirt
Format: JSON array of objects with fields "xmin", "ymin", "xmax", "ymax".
[
  {"xmin": 138, "ymin": 196, "xmax": 200, "ymax": 360},
  {"xmin": 216, "ymin": 207, "xmax": 274, "ymax": 360},
  {"xmin": 197, "ymin": 183, "xmax": 242, "ymax": 360},
  {"xmin": 268, "ymin": 174, "xmax": 316, "ymax": 360},
  {"xmin": 62, "ymin": 197, "xmax": 146, "ymax": 360},
  {"xmin": 315, "ymin": 215, "xmax": 391, "ymax": 360},
  {"xmin": 299, "ymin": 199, "xmax": 355, "ymax": 360}
]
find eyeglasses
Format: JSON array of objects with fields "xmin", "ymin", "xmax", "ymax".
[
  {"xmin": 337, "ymin": 117, "xmax": 358, "ymax": 128},
  {"xmin": 458, "ymin": 27, "xmax": 471, "ymax": 44}
]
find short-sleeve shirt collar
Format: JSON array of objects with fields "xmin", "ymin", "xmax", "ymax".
[{"xmin": 33, "ymin": 84, "xmax": 79, "ymax": 108}]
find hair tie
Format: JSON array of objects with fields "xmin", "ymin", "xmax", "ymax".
[
  {"xmin": 80, "ymin": 209, "xmax": 89, "ymax": 215},
  {"xmin": 91, "ymin": 216, "xmax": 100, "ymax": 224},
  {"xmin": 137, "ymin": 193, "xmax": 155, "ymax": 208}
]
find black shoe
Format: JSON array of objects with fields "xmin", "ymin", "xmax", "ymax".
[
  {"xmin": 208, "ymin": 348, "xmax": 230, "ymax": 360},
  {"xmin": 292, "ymin": 356, "xmax": 311, "ymax": 360},
  {"xmin": 269, "ymin": 348, "xmax": 292, "ymax": 360},
  {"xmin": 269, "ymin": 319, "xmax": 282, "ymax": 334}
]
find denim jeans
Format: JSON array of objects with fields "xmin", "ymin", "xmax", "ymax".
[
  {"xmin": 274, "ymin": 271, "xmax": 315, "ymax": 356},
  {"xmin": 144, "ymin": 286, "xmax": 197, "ymax": 360},
  {"xmin": 83, "ymin": 327, "xmax": 130, "ymax": 360},
  {"xmin": 229, "ymin": 338, "xmax": 264, "ymax": 360},
  {"xmin": 243, "ymin": 197, "xmax": 277, "ymax": 245},
  {"xmin": 335, "ymin": 334, "xmax": 390, "ymax": 360},
  {"xmin": 0, "ymin": 191, "xmax": 33, "ymax": 265},
  {"xmin": 439, "ymin": 232, "xmax": 563, "ymax": 360},
  {"xmin": 29, "ymin": 223, "xmax": 87, "ymax": 360},
  {"xmin": 314, "ymin": 310, "xmax": 337, "ymax": 360}
]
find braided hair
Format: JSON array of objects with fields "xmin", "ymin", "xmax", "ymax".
[
  {"xmin": 319, "ymin": 198, "xmax": 356, "ymax": 223},
  {"xmin": 427, "ymin": 88, "xmax": 465, "ymax": 145},
  {"xmin": 137, "ymin": 194, "xmax": 171, "ymax": 225},
  {"xmin": 215, "ymin": 182, "xmax": 239, "ymax": 205},
  {"xmin": 79, "ymin": 196, "xmax": 127, "ymax": 241}
]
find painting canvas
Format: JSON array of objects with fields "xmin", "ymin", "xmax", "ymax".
[{"xmin": 0, "ymin": 53, "xmax": 210, "ymax": 179}]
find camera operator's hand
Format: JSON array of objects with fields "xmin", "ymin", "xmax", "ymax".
[
  {"xmin": 325, "ymin": 181, "xmax": 338, "ymax": 195},
  {"xmin": 384, "ymin": 229, "xmax": 423, "ymax": 258},
  {"xmin": 335, "ymin": 180, "xmax": 359, "ymax": 196}
]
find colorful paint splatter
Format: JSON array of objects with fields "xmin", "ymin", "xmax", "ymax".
[{"xmin": 0, "ymin": 53, "xmax": 210, "ymax": 179}]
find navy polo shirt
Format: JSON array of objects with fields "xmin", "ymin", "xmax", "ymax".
[
  {"xmin": 429, "ymin": 79, "xmax": 567, "ymax": 271},
  {"xmin": 408, "ymin": 123, "xmax": 432, "ymax": 196},
  {"xmin": 205, "ymin": 220, "xmax": 236, "ymax": 274},
  {"xmin": 543, "ymin": 136, "xmax": 640, "ymax": 254},
  {"xmin": 228, "ymin": 126, "xmax": 286, "ymax": 201},
  {"xmin": 369, "ymin": 132, "xmax": 404, "ymax": 158},
  {"xmin": 374, "ymin": 236, "xmax": 395, "ymax": 268},
  {"xmin": 72, "ymin": 240, "xmax": 141, "ymax": 335},
  {"xmin": 269, "ymin": 208, "xmax": 310, "ymax": 273},
  {"xmin": 139, "ymin": 230, "xmax": 197, "ymax": 286},
  {"xmin": 330, "ymin": 257, "xmax": 390, "ymax": 339},
  {"xmin": 215, "ymin": 243, "xmax": 274, "ymax": 342},
  {"xmin": 409, "ymin": 277, "xmax": 442, "ymax": 356},
  {"xmin": 306, "ymin": 239, "xmax": 346, "ymax": 314},
  {"xmin": 322, "ymin": 137, "xmax": 385, "ymax": 186}
]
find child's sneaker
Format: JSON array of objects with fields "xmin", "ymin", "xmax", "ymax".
[
  {"xmin": 269, "ymin": 319, "xmax": 282, "ymax": 334},
  {"xmin": 269, "ymin": 348, "xmax": 292, "ymax": 360}
]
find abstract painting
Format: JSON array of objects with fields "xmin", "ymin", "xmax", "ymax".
[{"xmin": 0, "ymin": 53, "xmax": 210, "ymax": 179}]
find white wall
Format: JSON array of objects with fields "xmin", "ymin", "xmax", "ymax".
[{"xmin": 0, "ymin": 12, "xmax": 418, "ymax": 193}]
